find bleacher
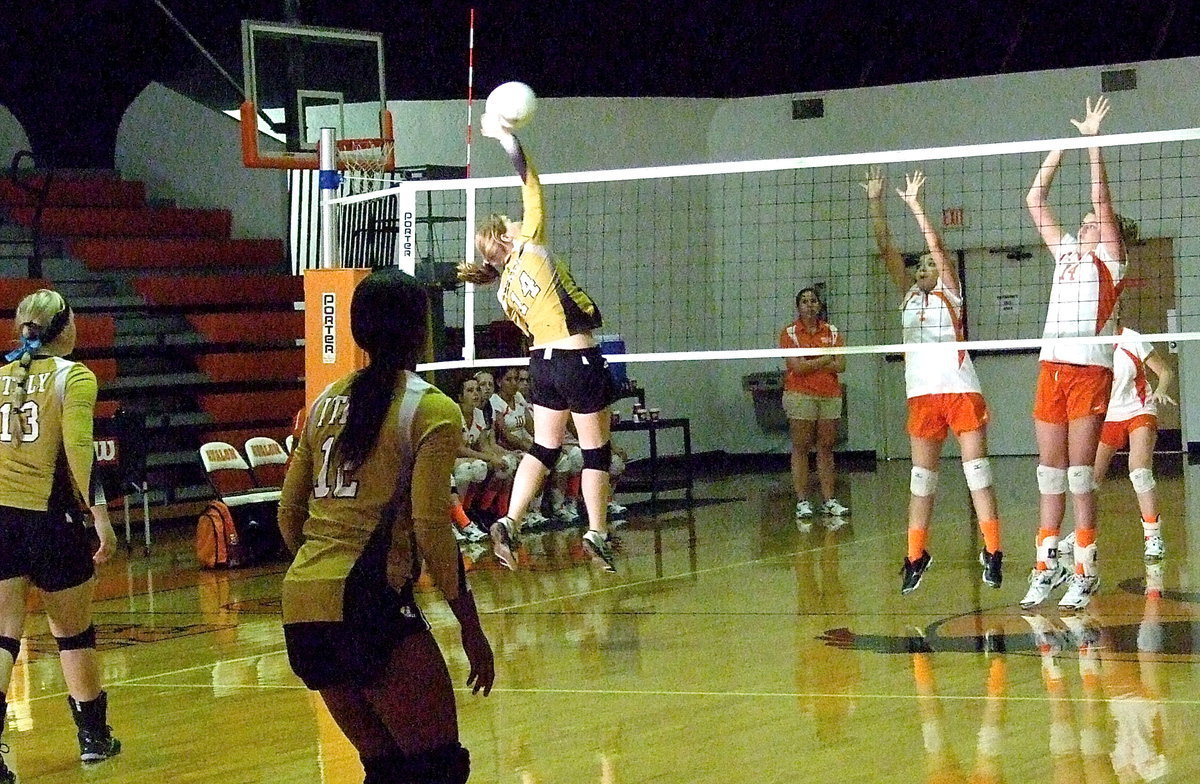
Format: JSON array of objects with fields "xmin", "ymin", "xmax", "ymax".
[{"xmin": 0, "ymin": 169, "xmax": 303, "ymax": 524}]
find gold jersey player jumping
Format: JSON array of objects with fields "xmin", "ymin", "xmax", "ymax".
[{"xmin": 457, "ymin": 112, "xmax": 618, "ymax": 572}]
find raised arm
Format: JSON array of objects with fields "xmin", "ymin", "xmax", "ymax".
[
  {"xmin": 481, "ymin": 112, "xmax": 543, "ymax": 244},
  {"xmin": 862, "ymin": 167, "xmax": 908, "ymax": 291},
  {"xmin": 1026, "ymin": 148, "xmax": 1066, "ymax": 250},
  {"xmin": 1072, "ymin": 96, "xmax": 1125, "ymax": 262},
  {"xmin": 897, "ymin": 170, "xmax": 959, "ymax": 296}
]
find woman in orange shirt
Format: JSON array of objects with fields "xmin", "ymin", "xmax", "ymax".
[{"xmin": 780, "ymin": 287, "xmax": 849, "ymax": 526}]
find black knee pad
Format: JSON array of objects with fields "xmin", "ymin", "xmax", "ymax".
[
  {"xmin": 55, "ymin": 625, "xmax": 96, "ymax": 651},
  {"xmin": 581, "ymin": 442, "xmax": 612, "ymax": 472},
  {"xmin": 395, "ymin": 743, "xmax": 470, "ymax": 784},
  {"xmin": 362, "ymin": 748, "xmax": 402, "ymax": 784},
  {"xmin": 527, "ymin": 443, "xmax": 561, "ymax": 471},
  {"xmin": 0, "ymin": 635, "xmax": 18, "ymax": 660}
]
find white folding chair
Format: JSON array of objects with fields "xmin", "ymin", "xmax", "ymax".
[
  {"xmin": 198, "ymin": 441, "xmax": 280, "ymax": 506},
  {"xmin": 244, "ymin": 436, "xmax": 289, "ymax": 490}
]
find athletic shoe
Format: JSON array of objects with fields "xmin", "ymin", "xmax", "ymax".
[
  {"xmin": 1058, "ymin": 573, "xmax": 1100, "ymax": 611},
  {"xmin": 451, "ymin": 525, "xmax": 468, "ymax": 542},
  {"xmin": 1019, "ymin": 564, "xmax": 1070, "ymax": 609},
  {"xmin": 900, "ymin": 550, "xmax": 932, "ymax": 595},
  {"xmin": 821, "ymin": 498, "xmax": 850, "ymax": 517},
  {"xmin": 795, "ymin": 500, "xmax": 814, "ymax": 520},
  {"xmin": 0, "ymin": 746, "xmax": 13, "ymax": 784},
  {"xmin": 1057, "ymin": 530, "xmax": 1076, "ymax": 572},
  {"xmin": 582, "ymin": 529, "xmax": 617, "ymax": 572},
  {"xmin": 1144, "ymin": 534, "xmax": 1165, "ymax": 561},
  {"xmin": 78, "ymin": 729, "xmax": 122, "ymax": 763},
  {"xmin": 979, "ymin": 548, "xmax": 1003, "ymax": 589},
  {"xmin": 68, "ymin": 692, "xmax": 121, "ymax": 763},
  {"xmin": 490, "ymin": 516, "xmax": 518, "ymax": 571},
  {"xmin": 608, "ymin": 501, "xmax": 628, "ymax": 518}
]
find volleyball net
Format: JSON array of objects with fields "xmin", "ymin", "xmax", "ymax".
[{"xmin": 323, "ymin": 126, "xmax": 1200, "ymax": 371}]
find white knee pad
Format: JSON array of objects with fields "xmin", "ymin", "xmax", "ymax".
[
  {"xmin": 609, "ymin": 453, "xmax": 626, "ymax": 477},
  {"xmin": 1129, "ymin": 467, "xmax": 1156, "ymax": 495},
  {"xmin": 910, "ymin": 466, "xmax": 938, "ymax": 497},
  {"xmin": 555, "ymin": 444, "xmax": 583, "ymax": 474},
  {"xmin": 961, "ymin": 457, "xmax": 993, "ymax": 491},
  {"xmin": 1036, "ymin": 465, "xmax": 1067, "ymax": 495},
  {"xmin": 1067, "ymin": 465, "xmax": 1094, "ymax": 494},
  {"xmin": 453, "ymin": 458, "xmax": 487, "ymax": 486}
]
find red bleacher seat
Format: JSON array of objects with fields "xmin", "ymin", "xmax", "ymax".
[
  {"xmin": 195, "ymin": 350, "xmax": 302, "ymax": 383},
  {"xmin": 134, "ymin": 275, "xmax": 302, "ymax": 307}
]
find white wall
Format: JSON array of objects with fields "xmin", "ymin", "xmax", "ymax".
[
  {"xmin": 0, "ymin": 104, "xmax": 31, "ymax": 167},
  {"xmin": 116, "ymin": 83, "xmax": 287, "ymax": 240},
  {"xmin": 111, "ymin": 60, "xmax": 1200, "ymax": 458}
]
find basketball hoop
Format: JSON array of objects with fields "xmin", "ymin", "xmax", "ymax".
[{"xmin": 336, "ymin": 138, "xmax": 395, "ymax": 193}]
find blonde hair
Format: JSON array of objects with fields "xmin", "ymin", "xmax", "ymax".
[
  {"xmin": 456, "ymin": 213, "xmax": 510, "ymax": 285},
  {"xmin": 10, "ymin": 289, "xmax": 70, "ymax": 407}
]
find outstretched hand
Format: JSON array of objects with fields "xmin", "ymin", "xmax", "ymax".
[
  {"xmin": 859, "ymin": 165, "xmax": 885, "ymax": 200},
  {"xmin": 1151, "ymin": 388, "xmax": 1177, "ymax": 407},
  {"xmin": 480, "ymin": 112, "xmax": 514, "ymax": 141},
  {"xmin": 1070, "ymin": 95, "xmax": 1110, "ymax": 137},
  {"xmin": 896, "ymin": 170, "xmax": 926, "ymax": 205}
]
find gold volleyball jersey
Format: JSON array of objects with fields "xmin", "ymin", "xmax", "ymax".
[
  {"xmin": 0, "ymin": 356, "xmax": 97, "ymax": 512},
  {"xmin": 497, "ymin": 160, "xmax": 602, "ymax": 345},
  {"xmin": 279, "ymin": 370, "xmax": 465, "ymax": 625}
]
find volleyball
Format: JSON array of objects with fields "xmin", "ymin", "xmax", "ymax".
[{"xmin": 485, "ymin": 81, "xmax": 537, "ymax": 129}]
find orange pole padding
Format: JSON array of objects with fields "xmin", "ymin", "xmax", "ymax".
[{"xmin": 303, "ymin": 268, "xmax": 371, "ymax": 408}]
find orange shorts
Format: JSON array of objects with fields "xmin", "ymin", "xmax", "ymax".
[
  {"xmin": 1033, "ymin": 362, "xmax": 1113, "ymax": 425},
  {"xmin": 1100, "ymin": 414, "xmax": 1157, "ymax": 449},
  {"xmin": 906, "ymin": 393, "xmax": 989, "ymax": 440}
]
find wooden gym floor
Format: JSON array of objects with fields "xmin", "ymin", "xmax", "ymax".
[{"xmin": 5, "ymin": 454, "xmax": 1198, "ymax": 783}]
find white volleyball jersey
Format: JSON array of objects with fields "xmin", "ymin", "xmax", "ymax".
[
  {"xmin": 1105, "ymin": 328, "xmax": 1157, "ymax": 422},
  {"xmin": 460, "ymin": 406, "xmax": 488, "ymax": 447},
  {"xmin": 900, "ymin": 280, "xmax": 982, "ymax": 398},
  {"xmin": 498, "ymin": 394, "xmax": 530, "ymax": 437},
  {"xmin": 1040, "ymin": 234, "xmax": 1124, "ymax": 367}
]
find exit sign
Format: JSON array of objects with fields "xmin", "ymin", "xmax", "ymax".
[{"xmin": 942, "ymin": 207, "xmax": 965, "ymax": 228}]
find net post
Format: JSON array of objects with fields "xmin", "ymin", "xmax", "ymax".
[{"xmin": 318, "ymin": 127, "xmax": 341, "ymax": 269}]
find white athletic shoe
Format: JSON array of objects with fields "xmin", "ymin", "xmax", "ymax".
[
  {"xmin": 795, "ymin": 500, "xmax": 814, "ymax": 520},
  {"xmin": 608, "ymin": 501, "xmax": 628, "ymax": 517},
  {"xmin": 1058, "ymin": 573, "xmax": 1100, "ymax": 611},
  {"xmin": 821, "ymin": 498, "xmax": 850, "ymax": 517},
  {"xmin": 1143, "ymin": 535, "xmax": 1165, "ymax": 561},
  {"xmin": 1019, "ymin": 564, "xmax": 1070, "ymax": 609}
]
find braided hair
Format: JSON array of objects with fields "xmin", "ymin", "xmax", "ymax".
[{"xmin": 9, "ymin": 289, "xmax": 72, "ymax": 409}]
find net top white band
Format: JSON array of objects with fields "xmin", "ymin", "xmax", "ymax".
[{"xmin": 331, "ymin": 125, "xmax": 1200, "ymax": 207}]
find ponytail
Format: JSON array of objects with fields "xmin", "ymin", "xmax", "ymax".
[{"xmin": 332, "ymin": 269, "xmax": 429, "ymax": 468}]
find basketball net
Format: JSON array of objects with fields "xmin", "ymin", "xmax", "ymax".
[{"xmin": 336, "ymin": 138, "xmax": 395, "ymax": 195}]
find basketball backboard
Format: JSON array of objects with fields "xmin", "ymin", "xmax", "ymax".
[{"xmin": 240, "ymin": 20, "xmax": 392, "ymax": 169}]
